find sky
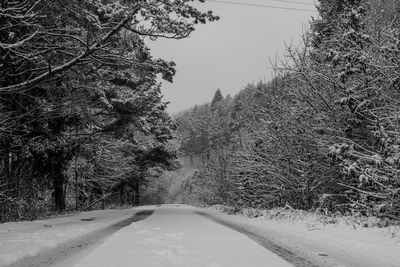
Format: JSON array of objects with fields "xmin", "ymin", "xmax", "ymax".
[{"xmin": 146, "ymin": 0, "xmax": 318, "ymax": 114}]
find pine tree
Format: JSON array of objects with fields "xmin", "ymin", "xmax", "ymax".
[
  {"xmin": 0, "ymin": 0, "xmax": 218, "ymax": 218},
  {"xmin": 210, "ymin": 89, "xmax": 223, "ymax": 111}
]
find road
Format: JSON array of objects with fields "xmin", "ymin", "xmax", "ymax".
[
  {"xmin": 54, "ymin": 205, "xmax": 296, "ymax": 267},
  {"xmin": 4, "ymin": 205, "xmax": 399, "ymax": 267}
]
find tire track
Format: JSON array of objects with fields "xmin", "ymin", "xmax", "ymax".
[
  {"xmin": 8, "ymin": 209, "xmax": 155, "ymax": 267},
  {"xmin": 196, "ymin": 211, "xmax": 317, "ymax": 267}
]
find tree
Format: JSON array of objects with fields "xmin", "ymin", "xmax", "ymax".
[
  {"xmin": 173, "ymin": 0, "xmax": 400, "ymax": 221},
  {"xmin": 211, "ymin": 89, "xmax": 223, "ymax": 111},
  {"xmin": 290, "ymin": 0, "xmax": 400, "ymax": 217},
  {"xmin": 0, "ymin": 0, "xmax": 218, "ymax": 219}
]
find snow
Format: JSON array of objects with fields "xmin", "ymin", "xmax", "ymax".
[
  {"xmin": 0, "ymin": 207, "xmax": 145, "ymax": 267},
  {"xmin": 205, "ymin": 206, "xmax": 400, "ymax": 267},
  {"xmin": 1, "ymin": 204, "xmax": 399, "ymax": 267},
  {"xmin": 72, "ymin": 205, "xmax": 292, "ymax": 267}
]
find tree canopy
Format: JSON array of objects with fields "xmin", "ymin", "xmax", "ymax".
[{"xmin": 0, "ymin": 0, "xmax": 218, "ymax": 221}]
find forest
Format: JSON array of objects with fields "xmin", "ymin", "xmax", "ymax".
[
  {"xmin": 0, "ymin": 0, "xmax": 217, "ymax": 222},
  {"xmin": 1, "ymin": 0, "xmax": 400, "ymax": 224},
  {"xmin": 175, "ymin": 0, "xmax": 400, "ymax": 221}
]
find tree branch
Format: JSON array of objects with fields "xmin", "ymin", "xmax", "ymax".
[{"xmin": 0, "ymin": 5, "xmax": 141, "ymax": 92}]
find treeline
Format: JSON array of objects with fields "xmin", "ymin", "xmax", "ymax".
[
  {"xmin": 176, "ymin": 0, "xmax": 400, "ymax": 220},
  {"xmin": 0, "ymin": 0, "xmax": 217, "ymax": 222}
]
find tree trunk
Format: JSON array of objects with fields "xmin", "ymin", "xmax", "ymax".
[
  {"xmin": 49, "ymin": 116, "xmax": 67, "ymax": 212},
  {"xmin": 53, "ymin": 160, "xmax": 66, "ymax": 211},
  {"xmin": 4, "ymin": 141, "xmax": 10, "ymax": 190},
  {"xmin": 120, "ymin": 183, "xmax": 125, "ymax": 205},
  {"xmin": 75, "ymin": 156, "xmax": 79, "ymax": 210},
  {"xmin": 135, "ymin": 180, "xmax": 140, "ymax": 206}
]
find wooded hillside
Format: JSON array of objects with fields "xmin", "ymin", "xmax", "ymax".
[{"xmin": 176, "ymin": 0, "xmax": 400, "ymax": 220}]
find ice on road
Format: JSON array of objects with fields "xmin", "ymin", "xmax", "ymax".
[{"xmin": 73, "ymin": 205, "xmax": 292, "ymax": 267}]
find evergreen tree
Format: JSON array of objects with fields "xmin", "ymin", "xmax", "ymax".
[
  {"xmin": 0, "ymin": 0, "xmax": 218, "ymax": 219},
  {"xmin": 210, "ymin": 89, "xmax": 223, "ymax": 111}
]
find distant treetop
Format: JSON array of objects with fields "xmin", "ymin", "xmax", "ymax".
[{"xmin": 211, "ymin": 89, "xmax": 223, "ymax": 111}]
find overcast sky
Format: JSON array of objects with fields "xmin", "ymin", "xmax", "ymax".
[{"xmin": 146, "ymin": 0, "xmax": 318, "ymax": 114}]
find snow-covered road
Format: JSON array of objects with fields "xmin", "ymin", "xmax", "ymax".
[
  {"xmin": 70, "ymin": 205, "xmax": 293, "ymax": 267},
  {"xmin": 2, "ymin": 205, "xmax": 399, "ymax": 267}
]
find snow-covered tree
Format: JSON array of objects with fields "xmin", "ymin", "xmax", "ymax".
[{"xmin": 0, "ymin": 0, "xmax": 218, "ymax": 219}]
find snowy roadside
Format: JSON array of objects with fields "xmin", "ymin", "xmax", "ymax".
[
  {"xmin": 0, "ymin": 207, "xmax": 152, "ymax": 267},
  {"xmin": 202, "ymin": 205, "xmax": 400, "ymax": 267}
]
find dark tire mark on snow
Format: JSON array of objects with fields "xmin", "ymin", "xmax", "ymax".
[
  {"xmin": 7, "ymin": 209, "xmax": 155, "ymax": 267},
  {"xmin": 196, "ymin": 211, "xmax": 317, "ymax": 267}
]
